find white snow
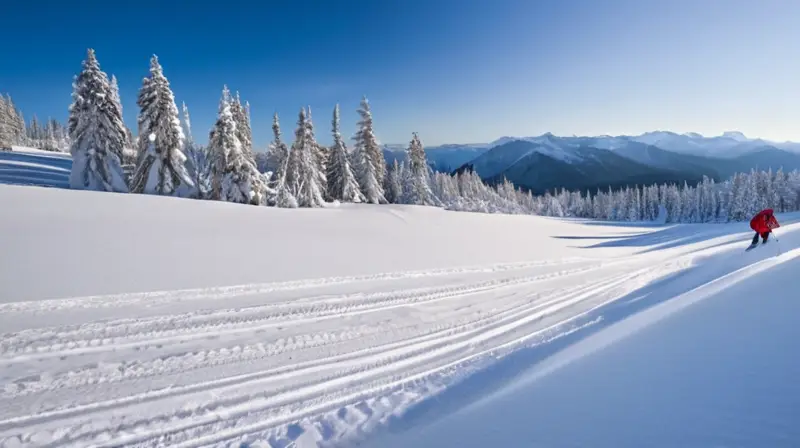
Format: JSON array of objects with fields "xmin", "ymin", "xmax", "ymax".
[
  {"xmin": 1, "ymin": 174, "xmax": 798, "ymax": 447},
  {"xmin": 367, "ymin": 221, "xmax": 800, "ymax": 448},
  {"xmin": 0, "ymin": 148, "xmax": 71, "ymax": 189},
  {"xmin": 721, "ymin": 130, "xmax": 749, "ymax": 142},
  {"xmin": 487, "ymin": 134, "xmax": 584, "ymax": 164}
]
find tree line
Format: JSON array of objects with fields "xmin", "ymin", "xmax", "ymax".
[
  {"xmin": 0, "ymin": 94, "xmax": 71, "ymax": 152},
  {"xmin": 9, "ymin": 47, "xmax": 800, "ymax": 224},
  {"xmin": 63, "ymin": 48, "xmax": 435, "ymax": 207}
]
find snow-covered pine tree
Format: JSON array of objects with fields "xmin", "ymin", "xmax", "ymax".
[
  {"xmin": 107, "ymin": 74, "xmax": 126, "ymax": 163},
  {"xmin": 743, "ymin": 170, "xmax": 761, "ymax": 218},
  {"xmin": 403, "ymin": 132, "xmax": 440, "ymax": 206},
  {"xmin": 59, "ymin": 122, "xmax": 71, "ymax": 152},
  {"xmin": 28, "ymin": 115, "xmax": 42, "ymax": 148},
  {"xmin": 266, "ymin": 112, "xmax": 297, "ymax": 208},
  {"xmin": 181, "ymin": 102, "xmax": 208, "ymax": 198},
  {"xmin": 40, "ymin": 119, "xmax": 53, "ymax": 151},
  {"xmin": 207, "ymin": 87, "xmax": 266, "ymax": 205},
  {"xmin": 305, "ymin": 106, "xmax": 327, "ymax": 197},
  {"xmin": 385, "ymin": 159, "xmax": 404, "ymax": 203},
  {"xmin": 774, "ymin": 168, "xmax": 796, "ymax": 212},
  {"xmin": 352, "ymin": 96, "xmax": 387, "ymax": 204},
  {"xmin": 0, "ymin": 94, "xmax": 26, "ymax": 147},
  {"xmin": 286, "ymin": 107, "xmax": 326, "ymax": 207},
  {"xmin": 788, "ymin": 170, "xmax": 800, "ymax": 210},
  {"xmin": 326, "ymin": 104, "xmax": 364, "ymax": 203},
  {"xmin": 231, "ymin": 92, "xmax": 253, "ymax": 153},
  {"xmin": 67, "ymin": 49, "xmax": 129, "ymax": 192},
  {"xmin": 265, "ymin": 113, "xmax": 288, "ymax": 176},
  {"xmin": 129, "ymin": 55, "xmax": 194, "ymax": 196},
  {"xmin": 0, "ymin": 96, "xmax": 10, "ymax": 147},
  {"xmin": 306, "ymin": 107, "xmax": 328, "ymax": 175},
  {"xmin": 7, "ymin": 95, "xmax": 26, "ymax": 146},
  {"xmin": 0, "ymin": 95, "xmax": 10, "ymax": 146},
  {"xmin": 230, "ymin": 92, "xmax": 264, "ymax": 189},
  {"xmin": 207, "ymin": 86, "xmax": 231, "ymax": 200},
  {"xmin": 728, "ymin": 172, "xmax": 746, "ymax": 221}
]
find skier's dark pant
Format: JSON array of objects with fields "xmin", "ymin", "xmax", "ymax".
[{"xmin": 752, "ymin": 231, "xmax": 770, "ymax": 245}]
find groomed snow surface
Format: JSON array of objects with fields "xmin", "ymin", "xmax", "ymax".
[{"xmin": 1, "ymin": 150, "xmax": 799, "ymax": 447}]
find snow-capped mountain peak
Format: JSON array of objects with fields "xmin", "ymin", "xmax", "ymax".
[{"xmin": 721, "ymin": 131, "xmax": 748, "ymax": 142}]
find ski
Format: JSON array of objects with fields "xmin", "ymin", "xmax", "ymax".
[{"xmin": 745, "ymin": 240, "xmax": 770, "ymax": 252}]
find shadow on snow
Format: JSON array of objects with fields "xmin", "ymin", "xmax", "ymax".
[
  {"xmin": 553, "ymin": 213, "xmax": 800, "ymax": 255},
  {"xmin": 359, "ymin": 240, "xmax": 785, "ymax": 446},
  {"xmin": 0, "ymin": 151, "xmax": 72, "ymax": 189}
]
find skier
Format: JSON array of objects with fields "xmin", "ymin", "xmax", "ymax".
[{"xmin": 749, "ymin": 208, "xmax": 780, "ymax": 246}]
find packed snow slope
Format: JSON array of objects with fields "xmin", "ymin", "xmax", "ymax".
[
  {"xmin": 1, "ymin": 184, "xmax": 799, "ymax": 448},
  {"xmin": 368, "ymin": 220, "xmax": 800, "ymax": 448}
]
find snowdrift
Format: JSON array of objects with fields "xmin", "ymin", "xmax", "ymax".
[{"xmin": 1, "ymin": 183, "xmax": 798, "ymax": 447}]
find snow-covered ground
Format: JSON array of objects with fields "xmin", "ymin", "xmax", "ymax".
[
  {"xmin": 0, "ymin": 148, "xmax": 71, "ymax": 189},
  {"xmin": 368, "ymin": 220, "xmax": 800, "ymax": 448},
  {"xmin": 1, "ymin": 160, "xmax": 798, "ymax": 447}
]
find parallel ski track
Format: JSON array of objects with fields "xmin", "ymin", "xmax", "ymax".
[
  {"xmin": 0, "ymin": 258, "xmax": 688, "ymax": 448},
  {"xmin": 0, "ymin": 258, "xmax": 590, "ymax": 314},
  {"xmin": 2, "ymin": 273, "xmax": 609, "ymax": 399},
  {"xmin": 0, "ymin": 261, "xmax": 612, "ymax": 364}
]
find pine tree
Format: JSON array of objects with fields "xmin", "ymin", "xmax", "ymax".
[
  {"xmin": 403, "ymin": 132, "xmax": 440, "ymax": 206},
  {"xmin": 106, "ymin": 75, "xmax": 126, "ymax": 161},
  {"xmin": 352, "ymin": 96, "xmax": 387, "ymax": 204},
  {"xmin": 207, "ymin": 86, "xmax": 231, "ymax": 200},
  {"xmin": 5, "ymin": 95, "xmax": 26, "ymax": 146},
  {"xmin": 307, "ymin": 106, "xmax": 329, "ymax": 178},
  {"xmin": 130, "ymin": 55, "xmax": 194, "ymax": 196},
  {"xmin": 42, "ymin": 119, "xmax": 58, "ymax": 151},
  {"xmin": 67, "ymin": 49, "xmax": 128, "ymax": 192},
  {"xmin": 230, "ymin": 92, "xmax": 264, "ymax": 195},
  {"xmin": 0, "ymin": 94, "xmax": 26, "ymax": 147},
  {"xmin": 266, "ymin": 112, "xmax": 297, "ymax": 208},
  {"xmin": 0, "ymin": 96, "xmax": 10, "ymax": 147},
  {"xmin": 326, "ymin": 104, "xmax": 364, "ymax": 203},
  {"xmin": 29, "ymin": 115, "xmax": 42, "ymax": 148},
  {"xmin": 385, "ymin": 159, "xmax": 404, "ymax": 203},
  {"xmin": 231, "ymin": 92, "xmax": 253, "ymax": 153},
  {"xmin": 266, "ymin": 113, "xmax": 289, "ymax": 177},
  {"xmin": 208, "ymin": 87, "xmax": 266, "ymax": 205},
  {"xmin": 305, "ymin": 106, "xmax": 327, "ymax": 197},
  {"xmin": 181, "ymin": 102, "xmax": 208, "ymax": 198},
  {"xmin": 287, "ymin": 107, "xmax": 326, "ymax": 207}
]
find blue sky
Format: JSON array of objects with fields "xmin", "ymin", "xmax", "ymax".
[{"xmin": 2, "ymin": 0, "xmax": 800, "ymax": 148}]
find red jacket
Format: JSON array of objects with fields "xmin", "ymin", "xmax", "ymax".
[{"xmin": 750, "ymin": 208, "xmax": 780, "ymax": 233}]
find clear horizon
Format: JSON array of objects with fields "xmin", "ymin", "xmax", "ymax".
[{"xmin": 2, "ymin": 0, "xmax": 799, "ymax": 148}]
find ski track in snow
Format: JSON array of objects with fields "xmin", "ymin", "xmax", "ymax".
[
  {"xmin": 0, "ymin": 249, "xmax": 705, "ymax": 448},
  {"xmin": 0, "ymin": 258, "xmax": 589, "ymax": 314}
]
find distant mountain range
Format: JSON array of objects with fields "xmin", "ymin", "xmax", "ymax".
[{"xmin": 383, "ymin": 131, "xmax": 800, "ymax": 194}]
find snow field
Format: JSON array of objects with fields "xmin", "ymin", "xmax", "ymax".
[
  {"xmin": 0, "ymin": 148, "xmax": 71, "ymax": 189},
  {"xmin": 367, "ymin": 219, "xmax": 800, "ymax": 448},
  {"xmin": 1, "ymin": 183, "xmax": 797, "ymax": 447}
]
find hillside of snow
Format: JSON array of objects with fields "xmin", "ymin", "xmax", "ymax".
[
  {"xmin": 369, "ymin": 217, "xmax": 800, "ymax": 448},
  {"xmin": 1, "ymin": 180, "xmax": 798, "ymax": 447}
]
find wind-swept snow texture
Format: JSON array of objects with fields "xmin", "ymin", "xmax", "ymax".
[{"xmin": 1, "ymin": 181, "xmax": 799, "ymax": 447}]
